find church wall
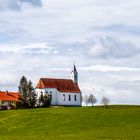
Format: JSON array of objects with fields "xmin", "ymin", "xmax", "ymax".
[
  {"xmin": 35, "ymin": 89, "xmax": 82, "ymax": 106},
  {"xmin": 35, "ymin": 88, "xmax": 59, "ymax": 105},
  {"xmin": 58, "ymin": 92, "xmax": 81, "ymax": 106}
]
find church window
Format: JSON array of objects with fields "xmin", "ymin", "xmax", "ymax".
[
  {"xmin": 69, "ymin": 95, "xmax": 71, "ymax": 101},
  {"xmin": 74, "ymin": 95, "xmax": 77, "ymax": 101},
  {"xmin": 63, "ymin": 94, "xmax": 65, "ymax": 101},
  {"xmin": 50, "ymin": 94, "xmax": 52, "ymax": 101}
]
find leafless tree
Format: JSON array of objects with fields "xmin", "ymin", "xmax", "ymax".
[
  {"xmin": 101, "ymin": 96, "xmax": 110, "ymax": 108},
  {"xmin": 84, "ymin": 95, "xmax": 89, "ymax": 106},
  {"xmin": 88, "ymin": 94, "xmax": 97, "ymax": 106}
]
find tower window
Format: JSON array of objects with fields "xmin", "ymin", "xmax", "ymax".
[
  {"xmin": 69, "ymin": 95, "xmax": 71, "ymax": 101},
  {"xmin": 74, "ymin": 95, "xmax": 77, "ymax": 101},
  {"xmin": 63, "ymin": 94, "xmax": 65, "ymax": 101}
]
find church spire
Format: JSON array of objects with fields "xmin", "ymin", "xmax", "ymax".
[{"xmin": 71, "ymin": 64, "xmax": 78, "ymax": 85}]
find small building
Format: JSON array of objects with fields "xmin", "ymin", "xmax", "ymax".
[
  {"xmin": 35, "ymin": 65, "xmax": 82, "ymax": 106},
  {"xmin": 0, "ymin": 91, "xmax": 19, "ymax": 110}
]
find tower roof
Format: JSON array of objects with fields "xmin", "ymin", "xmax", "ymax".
[{"xmin": 74, "ymin": 64, "xmax": 78, "ymax": 73}]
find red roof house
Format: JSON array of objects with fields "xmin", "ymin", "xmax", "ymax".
[
  {"xmin": 0, "ymin": 91, "xmax": 20, "ymax": 109},
  {"xmin": 0, "ymin": 91, "xmax": 19, "ymax": 102}
]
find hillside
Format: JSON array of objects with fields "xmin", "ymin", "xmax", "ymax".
[{"xmin": 0, "ymin": 106, "xmax": 140, "ymax": 140}]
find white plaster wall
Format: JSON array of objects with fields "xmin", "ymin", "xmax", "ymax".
[
  {"xmin": 58, "ymin": 92, "xmax": 81, "ymax": 106},
  {"xmin": 35, "ymin": 88, "xmax": 82, "ymax": 106},
  {"xmin": 45, "ymin": 88, "xmax": 59, "ymax": 105},
  {"xmin": 35, "ymin": 88, "xmax": 46, "ymax": 98},
  {"xmin": 35, "ymin": 88, "xmax": 59, "ymax": 105}
]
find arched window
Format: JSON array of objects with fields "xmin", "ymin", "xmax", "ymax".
[
  {"xmin": 69, "ymin": 95, "xmax": 71, "ymax": 101},
  {"xmin": 74, "ymin": 95, "xmax": 77, "ymax": 101}
]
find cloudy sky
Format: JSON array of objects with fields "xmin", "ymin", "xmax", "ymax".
[{"xmin": 0, "ymin": 0, "xmax": 140, "ymax": 104}]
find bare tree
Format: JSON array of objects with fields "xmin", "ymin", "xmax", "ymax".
[
  {"xmin": 84, "ymin": 95, "xmax": 89, "ymax": 106},
  {"xmin": 101, "ymin": 96, "xmax": 110, "ymax": 108},
  {"xmin": 88, "ymin": 94, "xmax": 97, "ymax": 106}
]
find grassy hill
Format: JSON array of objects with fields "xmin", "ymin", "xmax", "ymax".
[{"xmin": 0, "ymin": 106, "xmax": 140, "ymax": 140}]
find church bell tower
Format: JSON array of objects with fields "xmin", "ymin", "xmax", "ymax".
[{"xmin": 71, "ymin": 64, "xmax": 78, "ymax": 85}]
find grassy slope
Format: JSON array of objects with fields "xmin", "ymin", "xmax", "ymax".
[{"xmin": 0, "ymin": 106, "xmax": 140, "ymax": 140}]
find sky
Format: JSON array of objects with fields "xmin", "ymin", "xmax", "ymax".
[{"xmin": 0, "ymin": 0, "xmax": 140, "ymax": 105}]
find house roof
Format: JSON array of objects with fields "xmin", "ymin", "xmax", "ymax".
[
  {"xmin": 36, "ymin": 78, "xmax": 81, "ymax": 93},
  {"xmin": 0, "ymin": 91, "xmax": 20, "ymax": 102}
]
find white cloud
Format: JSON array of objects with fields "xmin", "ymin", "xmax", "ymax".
[
  {"xmin": 85, "ymin": 37, "xmax": 140, "ymax": 58},
  {"xmin": 80, "ymin": 65, "xmax": 140, "ymax": 72},
  {"xmin": 0, "ymin": 0, "xmax": 42, "ymax": 11}
]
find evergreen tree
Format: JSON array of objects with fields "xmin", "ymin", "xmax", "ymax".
[
  {"xmin": 39, "ymin": 93, "xmax": 44, "ymax": 106},
  {"xmin": 18, "ymin": 76, "xmax": 36, "ymax": 108},
  {"xmin": 28, "ymin": 80, "xmax": 36, "ymax": 108},
  {"xmin": 18, "ymin": 76, "xmax": 29, "ymax": 108},
  {"xmin": 39, "ymin": 93, "xmax": 51, "ymax": 107},
  {"xmin": 43, "ymin": 94, "xmax": 51, "ymax": 107}
]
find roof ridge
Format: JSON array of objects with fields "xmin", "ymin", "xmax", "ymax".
[
  {"xmin": 7, "ymin": 93, "xmax": 17, "ymax": 98},
  {"xmin": 41, "ymin": 78, "xmax": 73, "ymax": 81}
]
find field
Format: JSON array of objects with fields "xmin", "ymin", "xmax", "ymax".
[{"xmin": 0, "ymin": 106, "xmax": 140, "ymax": 140}]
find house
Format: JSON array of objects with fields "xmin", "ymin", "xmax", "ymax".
[
  {"xmin": 0, "ymin": 91, "xmax": 20, "ymax": 109},
  {"xmin": 35, "ymin": 65, "xmax": 82, "ymax": 106}
]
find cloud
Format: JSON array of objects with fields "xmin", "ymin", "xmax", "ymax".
[
  {"xmin": 50, "ymin": 65, "xmax": 140, "ymax": 72},
  {"xmin": 22, "ymin": 0, "xmax": 42, "ymax": 7},
  {"xmin": 93, "ymin": 24, "xmax": 140, "ymax": 35},
  {"xmin": 79, "ymin": 65, "xmax": 140, "ymax": 72},
  {"xmin": 0, "ymin": 42, "xmax": 139, "ymax": 105},
  {"xmin": 85, "ymin": 37, "xmax": 140, "ymax": 58},
  {"xmin": 0, "ymin": 0, "xmax": 42, "ymax": 11}
]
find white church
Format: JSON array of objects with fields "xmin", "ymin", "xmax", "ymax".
[{"xmin": 35, "ymin": 65, "xmax": 82, "ymax": 106}]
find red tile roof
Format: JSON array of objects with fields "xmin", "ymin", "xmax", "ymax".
[
  {"xmin": 0, "ymin": 91, "xmax": 20, "ymax": 102},
  {"xmin": 36, "ymin": 78, "xmax": 81, "ymax": 93}
]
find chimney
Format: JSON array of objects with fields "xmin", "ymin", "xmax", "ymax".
[{"xmin": 6, "ymin": 90, "xmax": 8, "ymax": 95}]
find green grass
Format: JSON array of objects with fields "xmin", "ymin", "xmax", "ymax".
[{"xmin": 0, "ymin": 105, "xmax": 140, "ymax": 140}]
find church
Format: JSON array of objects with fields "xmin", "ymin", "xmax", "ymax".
[{"xmin": 35, "ymin": 65, "xmax": 82, "ymax": 106}]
